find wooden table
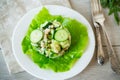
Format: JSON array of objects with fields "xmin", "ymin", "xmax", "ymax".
[{"xmin": 0, "ymin": 0, "xmax": 120, "ymax": 80}]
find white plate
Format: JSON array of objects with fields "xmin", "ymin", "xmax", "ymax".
[{"xmin": 12, "ymin": 5, "xmax": 95, "ymax": 80}]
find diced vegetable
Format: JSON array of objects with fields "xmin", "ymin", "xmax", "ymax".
[
  {"xmin": 50, "ymin": 29, "xmax": 55, "ymax": 38},
  {"xmin": 41, "ymin": 21, "xmax": 52, "ymax": 29},
  {"xmin": 60, "ymin": 40, "xmax": 70, "ymax": 49},
  {"xmin": 55, "ymin": 29, "xmax": 69, "ymax": 41},
  {"xmin": 44, "ymin": 28, "xmax": 51, "ymax": 35},
  {"xmin": 40, "ymin": 21, "xmax": 48, "ymax": 27},
  {"xmin": 51, "ymin": 40, "xmax": 61, "ymax": 53},
  {"xmin": 30, "ymin": 30, "xmax": 43, "ymax": 43},
  {"xmin": 49, "ymin": 25, "xmax": 54, "ymax": 29},
  {"xmin": 40, "ymin": 47, "xmax": 45, "ymax": 54},
  {"xmin": 45, "ymin": 50, "xmax": 51, "ymax": 57},
  {"xmin": 53, "ymin": 20, "xmax": 61, "ymax": 27}
]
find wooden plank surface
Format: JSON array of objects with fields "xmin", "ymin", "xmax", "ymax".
[{"xmin": 0, "ymin": 0, "xmax": 120, "ymax": 80}]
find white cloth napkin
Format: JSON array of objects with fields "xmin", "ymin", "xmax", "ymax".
[{"xmin": 0, "ymin": 0, "xmax": 71, "ymax": 74}]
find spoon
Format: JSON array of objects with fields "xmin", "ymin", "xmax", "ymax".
[{"xmin": 104, "ymin": 32, "xmax": 120, "ymax": 74}]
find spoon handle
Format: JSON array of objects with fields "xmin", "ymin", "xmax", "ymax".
[
  {"xmin": 100, "ymin": 23, "xmax": 120, "ymax": 74},
  {"xmin": 104, "ymin": 30, "xmax": 120, "ymax": 73}
]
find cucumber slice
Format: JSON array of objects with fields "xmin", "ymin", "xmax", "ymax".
[
  {"xmin": 30, "ymin": 30, "xmax": 43, "ymax": 43},
  {"xmin": 55, "ymin": 29, "xmax": 69, "ymax": 41}
]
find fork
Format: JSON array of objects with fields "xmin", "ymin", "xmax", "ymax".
[
  {"xmin": 91, "ymin": 0, "xmax": 120, "ymax": 74},
  {"xmin": 91, "ymin": 0, "xmax": 105, "ymax": 65}
]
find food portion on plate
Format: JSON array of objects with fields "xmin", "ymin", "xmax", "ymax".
[
  {"xmin": 21, "ymin": 7, "xmax": 89, "ymax": 72},
  {"xmin": 30, "ymin": 20, "xmax": 71, "ymax": 58}
]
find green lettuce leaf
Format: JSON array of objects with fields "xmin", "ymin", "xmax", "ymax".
[{"xmin": 21, "ymin": 7, "xmax": 89, "ymax": 72}]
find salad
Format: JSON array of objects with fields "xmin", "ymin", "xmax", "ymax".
[
  {"xmin": 22, "ymin": 7, "xmax": 89, "ymax": 72},
  {"xmin": 30, "ymin": 20, "xmax": 71, "ymax": 58}
]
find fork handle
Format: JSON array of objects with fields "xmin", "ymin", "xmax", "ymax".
[{"xmin": 96, "ymin": 25, "xmax": 105, "ymax": 65}]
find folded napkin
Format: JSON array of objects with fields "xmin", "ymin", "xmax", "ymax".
[{"xmin": 0, "ymin": 0, "xmax": 71, "ymax": 74}]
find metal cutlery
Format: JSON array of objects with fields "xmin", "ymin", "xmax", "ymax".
[
  {"xmin": 91, "ymin": 0, "xmax": 105, "ymax": 65},
  {"xmin": 91, "ymin": 0, "xmax": 120, "ymax": 74},
  {"xmin": 97, "ymin": 0, "xmax": 120, "ymax": 74}
]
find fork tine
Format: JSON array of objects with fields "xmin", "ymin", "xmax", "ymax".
[
  {"xmin": 91, "ymin": 0, "xmax": 100, "ymax": 15},
  {"xmin": 95, "ymin": 0, "xmax": 103, "ymax": 13},
  {"xmin": 98, "ymin": 0, "xmax": 103, "ymax": 13},
  {"xmin": 91, "ymin": 0, "xmax": 96, "ymax": 24},
  {"xmin": 95, "ymin": 0, "xmax": 99, "ymax": 13},
  {"xmin": 91, "ymin": 0, "xmax": 96, "ymax": 15},
  {"xmin": 90, "ymin": 0, "xmax": 94, "ymax": 13},
  {"xmin": 91, "ymin": 0, "xmax": 97, "ymax": 24}
]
